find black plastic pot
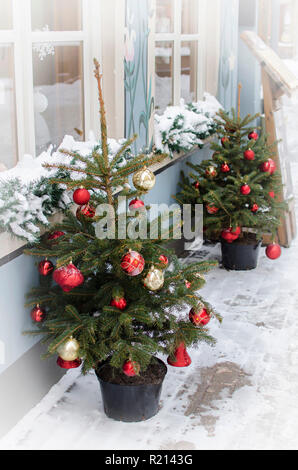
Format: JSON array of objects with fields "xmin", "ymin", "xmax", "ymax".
[
  {"xmin": 95, "ymin": 358, "xmax": 167, "ymax": 422},
  {"xmin": 221, "ymin": 240, "xmax": 261, "ymax": 271}
]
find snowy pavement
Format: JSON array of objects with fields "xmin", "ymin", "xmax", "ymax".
[{"xmin": 1, "ymin": 164, "xmax": 298, "ymax": 450}]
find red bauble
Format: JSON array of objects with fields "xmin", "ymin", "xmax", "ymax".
[
  {"xmin": 221, "ymin": 137, "xmax": 229, "ymax": 146},
  {"xmin": 57, "ymin": 357, "xmax": 82, "ymax": 369},
  {"xmin": 76, "ymin": 203, "xmax": 95, "ymax": 219},
  {"xmin": 240, "ymin": 184, "xmax": 251, "ymax": 195},
  {"xmin": 189, "ymin": 307, "xmax": 211, "ymax": 326},
  {"xmin": 251, "ymin": 204, "xmax": 259, "ymax": 213},
  {"xmin": 260, "ymin": 158, "xmax": 276, "ymax": 175},
  {"xmin": 53, "ymin": 263, "xmax": 84, "ymax": 292},
  {"xmin": 31, "ymin": 305, "xmax": 45, "ymax": 323},
  {"xmin": 244, "ymin": 149, "xmax": 255, "ymax": 161},
  {"xmin": 73, "ymin": 187, "xmax": 90, "ymax": 205},
  {"xmin": 248, "ymin": 131, "xmax": 258, "ymax": 141},
  {"xmin": 269, "ymin": 191, "xmax": 275, "ymax": 199},
  {"xmin": 185, "ymin": 280, "xmax": 191, "ymax": 289},
  {"xmin": 167, "ymin": 343, "xmax": 191, "ymax": 367},
  {"xmin": 122, "ymin": 360, "xmax": 140, "ymax": 377},
  {"xmin": 221, "ymin": 163, "xmax": 230, "ymax": 173},
  {"xmin": 159, "ymin": 254, "xmax": 169, "ymax": 266},
  {"xmin": 206, "ymin": 204, "xmax": 219, "ymax": 215},
  {"xmin": 110, "ymin": 298, "xmax": 127, "ymax": 310},
  {"xmin": 121, "ymin": 250, "xmax": 145, "ymax": 276},
  {"xmin": 48, "ymin": 231, "xmax": 65, "ymax": 241},
  {"xmin": 38, "ymin": 259, "xmax": 54, "ymax": 276},
  {"xmin": 193, "ymin": 181, "xmax": 200, "ymax": 189},
  {"xmin": 221, "ymin": 226, "xmax": 241, "ymax": 243},
  {"xmin": 266, "ymin": 243, "xmax": 281, "ymax": 260},
  {"xmin": 129, "ymin": 199, "xmax": 145, "ymax": 210}
]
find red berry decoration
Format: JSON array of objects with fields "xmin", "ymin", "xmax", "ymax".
[
  {"xmin": 189, "ymin": 307, "xmax": 211, "ymax": 326},
  {"xmin": 53, "ymin": 263, "xmax": 84, "ymax": 292},
  {"xmin": 240, "ymin": 184, "xmax": 251, "ymax": 195},
  {"xmin": 251, "ymin": 204, "xmax": 259, "ymax": 213},
  {"xmin": 269, "ymin": 191, "xmax": 275, "ymax": 199},
  {"xmin": 76, "ymin": 203, "xmax": 95, "ymax": 219},
  {"xmin": 122, "ymin": 360, "xmax": 140, "ymax": 377},
  {"xmin": 244, "ymin": 149, "xmax": 255, "ymax": 161},
  {"xmin": 31, "ymin": 305, "xmax": 45, "ymax": 323},
  {"xmin": 266, "ymin": 243, "xmax": 281, "ymax": 260},
  {"xmin": 221, "ymin": 162, "xmax": 230, "ymax": 173},
  {"xmin": 193, "ymin": 181, "xmax": 200, "ymax": 189},
  {"xmin": 221, "ymin": 137, "xmax": 229, "ymax": 147},
  {"xmin": 205, "ymin": 166, "xmax": 217, "ymax": 178},
  {"xmin": 167, "ymin": 342, "xmax": 191, "ymax": 367},
  {"xmin": 159, "ymin": 254, "xmax": 169, "ymax": 266},
  {"xmin": 260, "ymin": 158, "xmax": 276, "ymax": 175},
  {"xmin": 121, "ymin": 250, "xmax": 145, "ymax": 276},
  {"xmin": 57, "ymin": 357, "xmax": 82, "ymax": 369},
  {"xmin": 73, "ymin": 187, "xmax": 90, "ymax": 205},
  {"xmin": 129, "ymin": 199, "xmax": 145, "ymax": 210},
  {"xmin": 48, "ymin": 231, "xmax": 65, "ymax": 241},
  {"xmin": 110, "ymin": 298, "xmax": 127, "ymax": 311},
  {"xmin": 206, "ymin": 204, "xmax": 219, "ymax": 215},
  {"xmin": 38, "ymin": 259, "xmax": 54, "ymax": 276},
  {"xmin": 221, "ymin": 226, "xmax": 241, "ymax": 243},
  {"xmin": 248, "ymin": 131, "xmax": 258, "ymax": 141}
]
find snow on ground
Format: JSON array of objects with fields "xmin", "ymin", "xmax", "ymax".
[{"xmin": 1, "ymin": 163, "xmax": 298, "ymax": 450}]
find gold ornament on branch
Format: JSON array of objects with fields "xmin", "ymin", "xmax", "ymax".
[
  {"xmin": 57, "ymin": 337, "xmax": 80, "ymax": 361},
  {"xmin": 133, "ymin": 167, "xmax": 156, "ymax": 192},
  {"xmin": 144, "ymin": 266, "xmax": 164, "ymax": 291}
]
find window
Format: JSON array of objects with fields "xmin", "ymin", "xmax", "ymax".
[
  {"xmin": 154, "ymin": 0, "xmax": 219, "ymax": 114},
  {"xmin": 0, "ymin": 0, "xmax": 124, "ymax": 170}
]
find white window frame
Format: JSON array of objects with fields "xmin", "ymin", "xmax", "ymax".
[
  {"xmin": 0, "ymin": 0, "xmax": 124, "ymax": 164},
  {"xmin": 154, "ymin": 0, "xmax": 220, "ymax": 107}
]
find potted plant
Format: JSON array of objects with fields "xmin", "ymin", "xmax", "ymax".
[
  {"xmin": 176, "ymin": 107, "xmax": 286, "ymax": 270},
  {"xmin": 25, "ymin": 60, "xmax": 220, "ymax": 422}
]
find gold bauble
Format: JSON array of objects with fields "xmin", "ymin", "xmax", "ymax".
[
  {"xmin": 133, "ymin": 167, "xmax": 156, "ymax": 192},
  {"xmin": 144, "ymin": 266, "xmax": 164, "ymax": 291},
  {"xmin": 57, "ymin": 337, "xmax": 80, "ymax": 361}
]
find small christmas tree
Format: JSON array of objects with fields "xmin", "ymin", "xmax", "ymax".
[
  {"xmin": 176, "ymin": 86, "xmax": 286, "ymax": 249},
  {"xmin": 25, "ymin": 60, "xmax": 220, "ymax": 377}
]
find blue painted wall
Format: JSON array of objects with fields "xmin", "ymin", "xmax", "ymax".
[{"xmin": 0, "ymin": 255, "xmax": 40, "ymax": 375}]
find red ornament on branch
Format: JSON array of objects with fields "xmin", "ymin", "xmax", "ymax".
[
  {"xmin": 76, "ymin": 203, "xmax": 95, "ymax": 219},
  {"xmin": 53, "ymin": 263, "xmax": 84, "ymax": 292},
  {"xmin": 121, "ymin": 250, "xmax": 145, "ymax": 276},
  {"xmin": 248, "ymin": 131, "xmax": 258, "ymax": 141},
  {"xmin": 269, "ymin": 191, "xmax": 275, "ymax": 199},
  {"xmin": 167, "ymin": 343, "xmax": 191, "ymax": 367},
  {"xmin": 266, "ymin": 243, "xmax": 281, "ymax": 260},
  {"xmin": 110, "ymin": 297, "xmax": 127, "ymax": 311},
  {"xmin": 38, "ymin": 259, "xmax": 54, "ymax": 276},
  {"xmin": 73, "ymin": 187, "xmax": 90, "ymax": 205},
  {"xmin": 193, "ymin": 181, "xmax": 200, "ymax": 189},
  {"xmin": 240, "ymin": 184, "xmax": 251, "ymax": 195},
  {"xmin": 206, "ymin": 204, "xmax": 219, "ymax": 215},
  {"xmin": 251, "ymin": 204, "xmax": 259, "ymax": 213},
  {"xmin": 260, "ymin": 158, "xmax": 276, "ymax": 175},
  {"xmin": 57, "ymin": 357, "xmax": 82, "ymax": 369},
  {"xmin": 122, "ymin": 360, "xmax": 140, "ymax": 377},
  {"xmin": 129, "ymin": 199, "xmax": 145, "ymax": 210},
  {"xmin": 185, "ymin": 280, "xmax": 191, "ymax": 289},
  {"xmin": 159, "ymin": 254, "xmax": 169, "ymax": 267},
  {"xmin": 189, "ymin": 307, "xmax": 211, "ymax": 326},
  {"xmin": 48, "ymin": 231, "xmax": 65, "ymax": 241},
  {"xmin": 221, "ymin": 137, "xmax": 229, "ymax": 147},
  {"xmin": 244, "ymin": 149, "xmax": 255, "ymax": 161},
  {"xmin": 221, "ymin": 162, "xmax": 230, "ymax": 173},
  {"xmin": 221, "ymin": 226, "xmax": 241, "ymax": 243},
  {"xmin": 31, "ymin": 305, "xmax": 45, "ymax": 323},
  {"xmin": 205, "ymin": 166, "xmax": 217, "ymax": 178}
]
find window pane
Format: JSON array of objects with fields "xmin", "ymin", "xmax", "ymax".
[
  {"xmin": 0, "ymin": 0, "xmax": 13, "ymax": 30},
  {"xmin": 181, "ymin": 0, "xmax": 198, "ymax": 34},
  {"xmin": 155, "ymin": 41, "xmax": 173, "ymax": 114},
  {"xmin": 181, "ymin": 41, "xmax": 197, "ymax": 103},
  {"xmin": 156, "ymin": 0, "xmax": 173, "ymax": 33},
  {"xmin": 0, "ymin": 45, "xmax": 18, "ymax": 170},
  {"xmin": 32, "ymin": 43, "xmax": 84, "ymax": 155},
  {"xmin": 31, "ymin": 0, "xmax": 82, "ymax": 31}
]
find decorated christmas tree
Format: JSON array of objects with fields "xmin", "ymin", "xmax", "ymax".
[
  {"xmin": 25, "ymin": 60, "xmax": 219, "ymax": 385},
  {"xmin": 176, "ymin": 86, "xmax": 286, "ymax": 266}
]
